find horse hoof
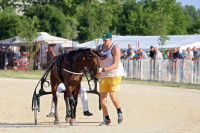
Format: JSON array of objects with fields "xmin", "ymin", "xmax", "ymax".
[
  {"xmin": 65, "ymin": 116, "xmax": 70, "ymax": 123},
  {"xmin": 70, "ymin": 119, "xmax": 77, "ymax": 126},
  {"xmin": 70, "ymin": 122, "xmax": 77, "ymax": 126},
  {"xmin": 54, "ymin": 120, "xmax": 59, "ymax": 124}
]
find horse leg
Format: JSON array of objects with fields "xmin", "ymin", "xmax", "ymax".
[
  {"xmin": 69, "ymin": 85, "xmax": 80, "ymax": 126},
  {"xmin": 53, "ymin": 95, "xmax": 59, "ymax": 124},
  {"xmin": 73, "ymin": 84, "xmax": 80, "ymax": 121},
  {"xmin": 64, "ymin": 93, "xmax": 71, "ymax": 122},
  {"xmin": 66, "ymin": 85, "xmax": 77, "ymax": 126},
  {"xmin": 50, "ymin": 71, "xmax": 59, "ymax": 124},
  {"xmin": 69, "ymin": 94, "xmax": 76, "ymax": 126}
]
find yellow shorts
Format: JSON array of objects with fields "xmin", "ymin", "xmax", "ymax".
[{"xmin": 99, "ymin": 76, "xmax": 122, "ymax": 93}]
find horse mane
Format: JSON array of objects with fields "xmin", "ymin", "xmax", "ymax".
[{"xmin": 67, "ymin": 48, "xmax": 91, "ymax": 56}]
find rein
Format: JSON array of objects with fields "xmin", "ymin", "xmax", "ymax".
[{"xmin": 63, "ymin": 68, "xmax": 83, "ymax": 75}]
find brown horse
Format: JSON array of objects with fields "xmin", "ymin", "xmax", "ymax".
[{"xmin": 49, "ymin": 48, "xmax": 101, "ymax": 125}]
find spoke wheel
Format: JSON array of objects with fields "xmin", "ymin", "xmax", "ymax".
[{"xmin": 33, "ymin": 95, "xmax": 38, "ymax": 125}]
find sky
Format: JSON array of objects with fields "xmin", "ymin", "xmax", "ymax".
[{"xmin": 176, "ymin": 0, "xmax": 200, "ymax": 9}]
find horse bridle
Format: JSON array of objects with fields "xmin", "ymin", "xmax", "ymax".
[
  {"xmin": 81, "ymin": 51, "xmax": 100, "ymax": 91},
  {"xmin": 61, "ymin": 50, "xmax": 100, "ymax": 91}
]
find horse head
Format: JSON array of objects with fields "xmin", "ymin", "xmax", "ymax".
[{"xmin": 84, "ymin": 49, "xmax": 103, "ymax": 81}]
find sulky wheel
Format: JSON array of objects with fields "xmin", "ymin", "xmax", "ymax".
[{"xmin": 33, "ymin": 95, "xmax": 38, "ymax": 125}]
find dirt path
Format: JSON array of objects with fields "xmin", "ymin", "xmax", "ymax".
[{"xmin": 0, "ymin": 78, "xmax": 200, "ymax": 133}]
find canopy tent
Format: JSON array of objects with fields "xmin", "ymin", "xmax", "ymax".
[
  {"xmin": 76, "ymin": 35, "xmax": 200, "ymax": 51},
  {"xmin": 0, "ymin": 36, "xmax": 26, "ymax": 47},
  {"xmin": 0, "ymin": 32, "xmax": 72, "ymax": 46},
  {"xmin": 36, "ymin": 32, "xmax": 72, "ymax": 46},
  {"xmin": 0, "ymin": 32, "xmax": 73, "ymax": 69}
]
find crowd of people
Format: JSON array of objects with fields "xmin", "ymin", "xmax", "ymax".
[
  {"xmin": 0, "ymin": 47, "xmax": 17, "ymax": 69},
  {"xmin": 0, "ymin": 46, "xmax": 29, "ymax": 70},
  {"xmin": 121, "ymin": 44, "xmax": 200, "ymax": 61}
]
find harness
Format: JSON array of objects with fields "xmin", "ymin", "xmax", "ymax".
[{"xmin": 56, "ymin": 50, "xmax": 100, "ymax": 89}]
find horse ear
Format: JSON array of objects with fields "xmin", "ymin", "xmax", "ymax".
[
  {"xmin": 93, "ymin": 49, "xmax": 104, "ymax": 57},
  {"xmin": 90, "ymin": 49, "xmax": 96, "ymax": 55}
]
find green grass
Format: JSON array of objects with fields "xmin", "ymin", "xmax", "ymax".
[
  {"xmin": 0, "ymin": 70, "xmax": 48, "ymax": 80},
  {"xmin": 122, "ymin": 78, "xmax": 200, "ymax": 90},
  {"xmin": 0, "ymin": 70, "xmax": 199, "ymax": 90}
]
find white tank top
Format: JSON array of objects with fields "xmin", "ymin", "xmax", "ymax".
[{"xmin": 99, "ymin": 44, "xmax": 124, "ymax": 78}]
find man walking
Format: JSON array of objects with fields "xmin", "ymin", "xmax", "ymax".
[{"xmin": 97, "ymin": 32, "xmax": 124, "ymax": 126}]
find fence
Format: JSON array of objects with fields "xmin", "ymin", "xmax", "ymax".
[{"xmin": 122, "ymin": 59, "xmax": 200, "ymax": 85}]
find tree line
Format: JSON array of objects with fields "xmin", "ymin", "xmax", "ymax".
[{"xmin": 0, "ymin": 0, "xmax": 200, "ymax": 42}]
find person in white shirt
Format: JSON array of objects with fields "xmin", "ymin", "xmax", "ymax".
[
  {"xmin": 46, "ymin": 83, "xmax": 93, "ymax": 118},
  {"xmin": 154, "ymin": 47, "xmax": 163, "ymax": 60},
  {"xmin": 97, "ymin": 32, "xmax": 124, "ymax": 126},
  {"xmin": 184, "ymin": 47, "xmax": 193, "ymax": 60}
]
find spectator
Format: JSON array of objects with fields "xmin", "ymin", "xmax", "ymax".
[
  {"xmin": 177, "ymin": 47, "xmax": 183, "ymax": 59},
  {"xmin": 7, "ymin": 48, "xmax": 15, "ymax": 68},
  {"xmin": 121, "ymin": 50, "xmax": 127, "ymax": 59},
  {"xmin": 184, "ymin": 47, "xmax": 193, "ymax": 60},
  {"xmin": 163, "ymin": 50, "xmax": 170, "ymax": 59},
  {"xmin": 19, "ymin": 49, "xmax": 26, "ymax": 59},
  {"xmin": 181, "ymin": 49, "xmax": 187, "ymax": 58},
  {"xmin": 126, "ymin": 44, "xmax": 133, "ymax": 58},
  {"xmin": 192, "ymin": 46, "xmax": 200, "ymax": 60},
  {"xmin": 0, "ymin": 47, "xmax": 7, "ymax": 69},
  {"xmin": 128, "ymin": 50, "xmax": 135, "ymax": 59},
  {"xmin": 138, "ymin": 48, "xmax": 148, "ymax": 59},
  {"xmin": 168, "ymin": 48, "xmax": 174, "ymax": 59},
  {"xmin": 173, "ymin": 48, "xmax": 182, "ymax": 59},
  {"xmin": 45, "ymin": 46, "xmax": 56, "ymax": 67},
  {"xmin": 130, "ymin": 50, "xmax": 138, "ymax": 59},
  {"xmin": 149, "ymin": 46, "xmax": 155, "ymax": 59},
  {"xmin": 154, "ymin": 47, "xmax": 163, "ymax": 60},
  {"xmin": 172, "ymin": 48, "xmax": 178, "ymax": 59}
]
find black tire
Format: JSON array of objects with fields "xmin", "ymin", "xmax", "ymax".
[{"xmin": 33, "ymin": 95, "xmax": 37, "ymax": 125}]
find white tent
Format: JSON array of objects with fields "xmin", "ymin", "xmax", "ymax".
[
  {"xmin": 0, "ymin": 36, "xmax": 27, "ymax": 46},
  {"xmin": 76, "ymin": 34, "xmax": 200, "ymax": 51},
  {"xmin": 36, "ymin": 32, "xmax": 72, "ymax": 46},
  {"xmin": 7, "ymin": 32, "xmax": 72, "ymax": 47}
]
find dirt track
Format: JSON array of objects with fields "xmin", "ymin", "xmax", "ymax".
[{"xmin": 0, "ymin": 78, "xmax": 200, "ymax": 133}]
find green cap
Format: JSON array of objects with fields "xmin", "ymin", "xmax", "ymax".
[{"xmin": 101, "ymin": 32, "xmax": 112, "ymax": 40}]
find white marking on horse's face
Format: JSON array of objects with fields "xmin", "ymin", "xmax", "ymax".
[{"xmin": 83, "ymin": 57, "xmax": 85, "ymax": 60}]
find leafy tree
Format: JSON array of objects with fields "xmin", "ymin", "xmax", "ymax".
[
  {"xmin": 169, "ymin": 3, "xmax": 190, "ymax": 35},
  {"xmin": 0, "ymin": 0, "xmax": 19, "ymax": 11},
  {"xmin": 18, "ymin": 16, "xmax": 39, "ymax": 69},
  {"xmin": 22, "ymin": 0, "xmax": 76, "ymax": 15},
  {"xmin": 18, "ymin": 16, "xmax": 38, "ymax": 42},
  {"xmin": 120, "ymin": 0, "xmax": 139, "ymax": 35},
  {"xmin": 24, "ymin": 4, "xmax": 76, "ymax": 39},
  {"xmin": 189, "ymin": 16, "xmax": 200, "ymax": 34},
  {"xmin": 157, "ymin": 35, "xmax": 170, "ymax": 53},
  {"xmin": 143, "ymin": 0, "xmax": 175, "ymax": 35},
  {"xmin": 76, "ymin": 0, "xmax": 113, "ymax": 41},
  {"xmin": 184, "ymin": 5, "xmax": 198, "ymax": 23},
  {"xmin": 104, "ymin": 0, "xmax": 123, "ymax": 35},
  {"xmin": 0, "ymin": 8, "xmax": 20, "ymax": 40}
]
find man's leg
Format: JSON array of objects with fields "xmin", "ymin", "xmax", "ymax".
[
  {"xmin": 79, "ymin": 86, "xmax": 93, "ymax": 116},
  {"xmin": 100, "ymin": 92, "xmax": 108, "ymax": 116},
  {"xmin": 110, "ymin": 91, "xmax": 123, "ymax": 124},
  {"xmin": 109, "ymin": 91, "xmax": 120, "ymax": 109},
  {"xmin": 99, "ymin": 92, "xmax": 111, "ymax": 126}
]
